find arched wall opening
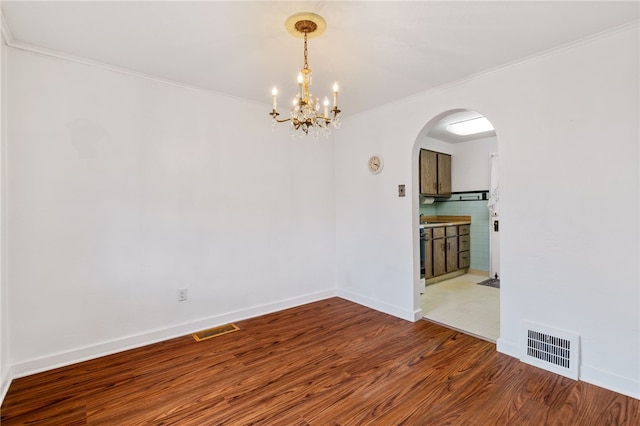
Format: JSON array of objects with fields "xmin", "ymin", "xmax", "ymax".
[{"xmin": 411, "ymin": 109, "xmax": 500, "ymax": 339}]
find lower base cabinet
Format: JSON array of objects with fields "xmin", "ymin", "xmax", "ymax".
[{"xmin": 424, "ymin": 224, "xmax": 470, "ymax": 280}]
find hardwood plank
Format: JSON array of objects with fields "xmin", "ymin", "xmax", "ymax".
[
  {"xmin": 0, "ymin": 400, "xmax": 87, "ymax": 426},
  {"xmin": 505, "ymin": 399, "xmax": 552, "ymax": 426},
  {"xmin": 466, "ymin": 362, "xmax": 552, "ymax": 425},
  {"xmin": 2, "ymin": 297, "xmax": 639, "ymax": 425},
  {"xmin": 552, "ymin": 381, "xmax": 621, "ymax": 425},
  {"xmin": 359, "ymin": 335, "xmax": 506, "ymax": 425},
  {"xmin": 594, "ymin": 392, "xmax": 640, "ymax": 425}
]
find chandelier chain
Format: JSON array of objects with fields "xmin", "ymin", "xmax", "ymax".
[{"xmin": 303, "ymin": 32, "xmax": 309, "ymax": 70}]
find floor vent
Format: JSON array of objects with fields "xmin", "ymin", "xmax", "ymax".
[
  {"xmin": 521, "ymin": 321, "xmax": 579, "ymax": 380},
  {"xmin": 192, "ymin": 323, "xmax": 239, "ymax": 342}
]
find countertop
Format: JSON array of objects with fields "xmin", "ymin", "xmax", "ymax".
[{"xmin": 420, "ymin": 215, "xmax": 471, "ymax": 228}]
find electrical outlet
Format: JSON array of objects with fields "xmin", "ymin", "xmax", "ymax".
[
  {"xmin": 398, "ymin": 184, "xmax": 406, "ymax": 197},
  {"xmin": 178, "ymin": 288, "xmax": 188, "ymax": 301}
]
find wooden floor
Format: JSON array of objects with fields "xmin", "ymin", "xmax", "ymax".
[{"xmin": 2, "ymin": 298, "xmax": 639, "ymax": 425}]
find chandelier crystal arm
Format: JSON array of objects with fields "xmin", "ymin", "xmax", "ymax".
[{"xmin": 269, "ymin": 110, "xmax": 292, "ymax": 123}]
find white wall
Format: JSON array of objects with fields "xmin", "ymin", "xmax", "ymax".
[
  {"xmin": 450, "ymin": 137, "xmax": 497, "ymax": 192},
  {"xmin": 335, "ymin": 24, "xmax": 639, "ymax": 398},
  {"xmin": 6, "ymin": 48, "xmax": 337, "ymax": 375},
  {"xmin": 334, "ymin": 113, "xmax": 420, "ymax": 320}
]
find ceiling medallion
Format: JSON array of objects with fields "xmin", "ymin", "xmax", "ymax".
[{"xmin": 270, "ymin": 12, "xmax": 341, "ymax": 138}]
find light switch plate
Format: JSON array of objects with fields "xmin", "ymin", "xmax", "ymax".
[{"xmin": 398, "ymin": 184, "xmax": 406, "ymax": 197}]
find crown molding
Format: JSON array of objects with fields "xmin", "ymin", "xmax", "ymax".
[
  {"xmin": 7, "ymin": 36, "xmax": 213, "ymax": 94},
  {"xmin": 348, "ymin": 19, "xmax": 640, "ymax": 119},
  {"xmin": 7, "ymin": 39, "xmax": 266, "ymax": 107},
  {"xmin": 0, "ymin": 11, "xmax": 265, "ymax": 107},
  {"xmin": 2, "ymin": 10, "xmax": 637, "ymax": 114}
]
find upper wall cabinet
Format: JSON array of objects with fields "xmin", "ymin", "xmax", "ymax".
[{"xmin": 419, "ymin": 149, "xmax": 451, "ymax": 196}]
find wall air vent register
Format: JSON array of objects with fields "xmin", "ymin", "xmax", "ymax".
[{"xmin": 521, "ymin": 321, "xmax": 580, "ymax": 380}]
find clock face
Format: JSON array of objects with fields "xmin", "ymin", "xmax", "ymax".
[{"xmin": 368, "ymin": 155, "xmax": 383, "ymax": 174}]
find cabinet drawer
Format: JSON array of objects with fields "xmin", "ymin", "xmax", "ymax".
[
  {"xmin": 458, "ymin": 251, "xmax": 470, "ymax": 269},
  {"xmin": 459, "ymin": 225, "xmax": 470, "ymax": 235},
  {"xmin": 459, "ymin": 235, "xmax": 470, "ymax": 251},
  {"xmin": 432, "ymin": 227, "xmax": 445, "ymax": 239},
  {"xmin": 422, "ymin": 228, "xmax": 432, "ymax": 239},
  {"xmin": 445, "ymin": 226, "xmax": 458, "ymax": 237}
]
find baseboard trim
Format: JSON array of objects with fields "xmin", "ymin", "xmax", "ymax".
[
  {"xmin": 467, "ymin": 268, "xmax": 489, "ymax": 277},
  {"xmin": 581, "ymin": 364, "xmax": 640, "ymax": 400},
  {"xmin": 497, "ymin": 337, "xmax": 639, "ymax": 400},
  {"xmin": 496, "ymin": 337, "xmax": 519, "ymax": 358},
  {"xmin": 337, "ymin": 288, "xmax": 415, "ymax": 322},
  {"xmin": 10, "ymin": 289, "xmax": 337, "ymax": 380},
  {"xmin": 413, "ymin": 308, "xmax": 424, "ymax": 321}
]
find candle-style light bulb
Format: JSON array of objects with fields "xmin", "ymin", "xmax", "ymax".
[
  {"xmin": 298, "ymin": 73, "xmax": 304, "ymax": 101},
  {"xmin": 271, "ymin": 87, "xmax": 278, "ymax": 110},
  {"xmin": 332, "ymin": 82, "xmax": 339, "ymax": 108},
  {"xmin": 323, "ymin": 97, "xmax": 329, "ymax": 117}
]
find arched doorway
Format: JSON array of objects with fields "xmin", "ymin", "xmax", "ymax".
[{"xmin": 412, "ymin": 109, "xmax": 500, "ymax": 342}]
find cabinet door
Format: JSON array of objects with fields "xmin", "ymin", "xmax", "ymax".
[
  {"xmin": 437, "ymin": 153, "xmax": 452, "ymax": 195},
  {"xmin": 420, "ymin": 149, "xmax": 438, "ymax": 195},
  {"xmin": 433, "ymin": 237, "xmax": 446, "ymax": 276},
  {"xmin": 424, "ymin": 238, "xmax": 433, "ymax": 278},
  {"xmin": 446, "ymin": 236, "xmax": 458, "ymax": 272}
]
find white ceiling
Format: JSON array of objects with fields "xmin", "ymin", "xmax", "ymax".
[{"xmin": 2, "ymin": 1, "xmax": 638, "ymax": 118}]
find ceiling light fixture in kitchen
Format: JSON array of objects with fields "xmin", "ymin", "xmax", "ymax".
[
  {"xmin": 446, "ymin": 116, "xmax": 494, "ymax": 136},
  {"xmin": 269, "ymin": 12, "xmax": 341, "ymax": 138}
]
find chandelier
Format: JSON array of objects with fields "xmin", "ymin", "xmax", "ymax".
[{"xmin": 270, "ymin": 12, "xmax": 341, "ymax": 138}]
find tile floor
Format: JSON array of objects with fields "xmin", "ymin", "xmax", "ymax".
[{"xmin": 420, "ymin": 273, "xmax": 500, "ymax": 342}]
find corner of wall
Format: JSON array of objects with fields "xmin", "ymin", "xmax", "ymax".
[
  {"xmin": 496, "ymin": 336, "xmax": 519, "ymax": 359},
  {"xmin": 337, "ymin": 288, "xmax": 417, "ymax": 322},
  {"xmin": 1, "ymin": 11, "xmax": 14, "ymax": 48},
  {"xmin": 0, "ymin": 15, "xmax": 9, "ymax": 407},
  {"xmin": 1, "ymin": 367, "xmax": 13, "ymax": 404}
]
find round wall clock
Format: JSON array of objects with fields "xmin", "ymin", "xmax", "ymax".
[{"xmin": 368, "ymin": 155, "xmax": 383, "ymax": 174}]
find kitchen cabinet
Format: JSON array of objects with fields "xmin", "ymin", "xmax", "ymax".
[
  {"xmin": 419, "ymin": 149, "xmax": 452, "ymax": 196},
  {"xmin": 425, "ymin": 223, "xmax": 470, "ymax": 284}
]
